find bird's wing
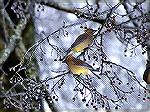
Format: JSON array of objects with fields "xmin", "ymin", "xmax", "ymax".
[
  {"xmin": 71, "ymin": 57, "xmax": 100, "ymax": 78},
  {"xmin": 80, "ymin": 62, "xmax": 93, "ymax": 71},
  {"xmin": 71, "ymin": 33, "xmax": 92, "ymax": 48},
  {"xmin": 65, "ymin": 33, "xmax": 88, "ymax": 55},
  {"xmin": 72, "ymin": 57, "xmax": 100, "ymax": 78},
  {"xmin": 72, "ymin": 58, "xmax": 93, "ymax": 70}
]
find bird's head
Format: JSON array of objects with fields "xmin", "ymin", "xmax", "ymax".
[
  {"xmin": 62, "ymin": 54, "xmax": 74, "ymax": 64},
  {"xmin": 84, "ymin": 28, "xmax": 97, "ymax": 34}
]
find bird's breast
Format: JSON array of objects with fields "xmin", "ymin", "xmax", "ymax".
[
  {"xmin": 68, "ymin": 64, "xmax": 90, "ymax": 75},
  {"xmin": 73, "ymin": 38, "xmax": 93, "ymax": 52}
]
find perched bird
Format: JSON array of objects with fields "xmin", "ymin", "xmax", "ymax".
[
  {"xmin": 143, "ymin": 66, "xmax": 150, "ymax": 84},
  {"xmin": 63, "ymin": 54, "xmax": 100, "ymax": 79},
  {"xmin": 66, "ymin": 28, "xmax": 97, "ymax": 55}
]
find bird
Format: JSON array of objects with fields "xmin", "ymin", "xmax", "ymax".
[
  {"xmin": 63, "ymin": 54, "xmax": 101, "ymax": 79},
  {"xmin": 143, "ymin": 66, "xmax": 150, "ymax": 84},
  {"xmin": 65, "ymin": 28, "xmax": 97, "ymax": 56}
]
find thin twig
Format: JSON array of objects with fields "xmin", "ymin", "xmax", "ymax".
[{"xmin": 43, "ymin": 1, "xmax": 105, "ymax": 24}]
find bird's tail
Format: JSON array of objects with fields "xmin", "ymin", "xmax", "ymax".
[
  {"xmin": 66, "ymin": 47, "xmax": 72, "ymax": 55},
  {"xmin": 62, "ymin": 48, "xmax": 72, "ymax": 62}
]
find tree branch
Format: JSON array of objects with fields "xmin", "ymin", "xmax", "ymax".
[
  {"xmin": 0, "ymin": 22, "xmax": 26, "ymax": 66},
  {"xmin": 43, "ymin": 1, "xmax": 105, "ymax": 24}
]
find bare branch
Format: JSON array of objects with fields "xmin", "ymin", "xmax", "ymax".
[
  {"xmin": 0, "ymin": 22, "xmax": 26, "ymax": 66},
  {"xmin": 43, "ymin": 1, "xmax": 105, "ymax": 24}
]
